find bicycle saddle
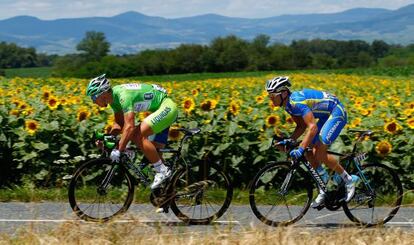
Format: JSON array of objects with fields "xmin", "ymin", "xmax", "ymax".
[{"xmin": 177, "ymin": 127, "xmax": 201, "ymax": 135}]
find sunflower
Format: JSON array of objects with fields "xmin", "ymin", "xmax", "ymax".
[
  {"xmin": 359, "ymin": 109, "xmax": 371, "ymax": 116},
  {"xmin": 354, "ymin": 97, "xmax": 364, "ymax": 106},
  {"xmin": 168, "ymin": 127, "xmax": 181, "ymax": 141},
  {"xmin": 182, "ymin": 97, "xmax": 195, "ymax": 114},
  {"xmin": 9, "ymin": 109, "xmax": 20, "ymax": 116},
  {"xmin": 384, "ymin": 121, "xmax": 402, "ymax": 134},
  {"xmin": 18, "ymin": 103, "xmax": 28, "ymax": 110},
  {"xmin": 191, "ymin": 89, "xmax": 199, "ymax": 97},
  {"xmin": 25, "ymin": 119, "xmax": 40, "ymax": 136},
  {"xmin": 255, "ymin": 95, "xmax": 264, "ymax": 104},
  {"xmin": 265, "ymin": 115, "xmax": 280, "ymax": 127},
  {"xmin": 60, "ymin": 98, "xmax": 69, "ymax": 106},
  {"xmin": 407, "ymin": 118, "xmax": 414, "ymax": 129},
  {"xmin": 41, "ymin": 88, "xmax": 53, "ymax": 101},
  {"xmin": 350, "ymin": 118, "xmax": 362, "ymax": 128},
  {"xmin": 200, "ymin": 99, "xmax": 218, "ymax": 111},
  {"xmin": 285, "ymin": 117, "xmax": 294, "ymax": 124},
  {"xmin": 77, "ymin": 107, "xmax": 91, "ymax": 122},
  {"xmin": 229, "ymin": 100, "xmax": 240, "ymax": 116},
  {"xmin": 402, "ymin": 109, "xmax": 413, "ymax": 117},
  {"xmin": 11, "ymin": 98, "xmax": 22, "ymax": 107},
  {"xmin": 47, "ymin": 96, "xmax": 59, "ymax": 110},
  {"xmin": 379, "ymin": 100, "xmax": 388, "ymax": 107},
  {"xmin": 375, "ymin": 140, "xmax": 392, "ymax": 156}
]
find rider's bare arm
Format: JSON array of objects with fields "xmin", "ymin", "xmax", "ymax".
[
  {"xmin": 109, "ymin": 112, "xmax": 125, "ymax": 135},
  {"xmin": 299, "ymin": 112, "xmax": 318, "ymax": 149},
  {"xmin": 290, "ymin": 115, "xmax": 307, "ymax": 140},
  {"xmin": 117, "ymin": 112, "xmax": 135, "ymax": 152}
]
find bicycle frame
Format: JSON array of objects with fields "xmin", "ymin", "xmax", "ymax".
[
  {"xmin": 99, "ymin": 130, "xmax": 196, "ymax": 189},
  {"xmin": 279, "ymin": 130, "xmax": 376, "ymax": 197}
]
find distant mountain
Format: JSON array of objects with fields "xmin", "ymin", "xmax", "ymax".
[{"xmin": 0, "ymin": 5, "xmax": 413, "ymax": 54}]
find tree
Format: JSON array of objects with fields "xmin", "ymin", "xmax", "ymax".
[
  {"xmin": 248, "ymin": 34, "xmax": 272, "ymax": 70},
  {"xmin": 76, "ymin": 31, "xmax": 110, "ymax": 61},
  {"xmin": 371, "ymin": 40, "xmax": 390, "ymax": 59}
]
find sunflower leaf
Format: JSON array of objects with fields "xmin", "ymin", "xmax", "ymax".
[
  {"xmin": 21, "ymin": 151, "xmax": 38, "ymax": 162},
  {"xmin": 32, "ymin": 142, "xmax": 49, "ymax": 151}
]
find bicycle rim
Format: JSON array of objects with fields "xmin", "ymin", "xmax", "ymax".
[
  {"xmin": 343, "ymin": 163, "xmax": 403, "ymax": 226},
  {"xmin": 68, "ymin": 158, "xmax": 135, "ymax": 222},
  {"xmin": 249, "ymin": 161, "xmax": 313, "ymax": 226},
  {"xmin": 169, "ymin": 163, "xmax": 233, "ymax": 225}
]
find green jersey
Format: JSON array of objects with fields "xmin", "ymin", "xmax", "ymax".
[{"xmin": 110, "ymin": 83, "xmax": 168, "ymax": 113}]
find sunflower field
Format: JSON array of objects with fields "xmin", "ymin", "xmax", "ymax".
[{"xmin": 0, "ymin": 74, "xmax": 413, "ymax": 189}]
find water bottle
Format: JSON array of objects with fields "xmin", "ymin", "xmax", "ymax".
[
  {"xmin": 316, "ymin": 165, "xmax": 329, "ymax": 184},
  {"xmin": 333, "ymin": 173, "xmax": 343, "ymax": 185}
]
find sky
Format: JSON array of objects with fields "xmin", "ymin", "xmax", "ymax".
[{"xmin": 0, "ymin": 0, "xmax": 414, "ymax": 20}]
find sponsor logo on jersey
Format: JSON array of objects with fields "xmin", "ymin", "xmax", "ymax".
[
  {"xmin": 144, "ymin": 92, "xmax": 154, "ymax": 100},
  {"xmin": 151, "ymin": 107, "xmax": 171, "ymax": 125}
]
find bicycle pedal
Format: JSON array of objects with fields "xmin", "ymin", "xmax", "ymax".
[{"xmin": 312, "ymin": 204, "xmax": 325, "ymax": 211}]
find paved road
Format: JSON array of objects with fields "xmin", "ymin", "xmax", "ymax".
[{"xmin": 1, "ymin": 202, "xmax": 414, "ymax": 234}]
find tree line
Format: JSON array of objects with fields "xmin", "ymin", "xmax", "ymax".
[{"xmin": 1, "ymin": 31, "xmax": 414, "ymax": 77}]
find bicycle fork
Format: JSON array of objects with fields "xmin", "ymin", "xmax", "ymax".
[{"xmin": 98, "ymin": 164, "xmax": 119, "ymax": 195}]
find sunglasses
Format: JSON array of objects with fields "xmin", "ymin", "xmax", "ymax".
[
  {"xmin": 269, "ymin": 92, "xmax": 283, "ymax": 98},
  {"xmin": 91, "ymin": 93, "xmax": 102, "ymax": 103}
]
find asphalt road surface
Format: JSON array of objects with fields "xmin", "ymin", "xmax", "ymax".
[{"xmin": 1, "ymin": 202, "xmax": 413, "ymax": 234}]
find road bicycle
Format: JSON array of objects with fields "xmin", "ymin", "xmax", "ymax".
[
  {"xmin": 68, "ymin": 127, "xmax": 233, "ymax": 224},
  {"xmin": 249, "ymin": 130, "xmax": 403, "ymax": 227}
]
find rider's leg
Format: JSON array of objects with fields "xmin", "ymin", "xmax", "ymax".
[
  {"xmin": 139, "ymin": 98, "xmax": 178, "ymax": 189},
  {"xmin": 133, "ymin": 122, "xmax": 160, "ymax": 163},
  {"xmin": 317, "ymin": 105, "xmax": 358, "ymax": 202},
  {"xmin": 314, "ymin": 142, "xmax": 345, "ymax": 174}
]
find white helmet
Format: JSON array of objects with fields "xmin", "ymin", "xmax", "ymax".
[
  {"xmin": 265, "ymin": 76, "xmax": 291, "ymax": 93},
  {"xmin": 86, "ymin": 74, "xmax": 111, "ymax": 97}
]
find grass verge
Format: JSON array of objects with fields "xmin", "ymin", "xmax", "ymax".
[
  {"xmin": 1, "ymin": 223, "xmax": 414, "ymax": 244},
  {"xmin": 1, "ymin": 187, "xmax": 414, "ymax": 206}
]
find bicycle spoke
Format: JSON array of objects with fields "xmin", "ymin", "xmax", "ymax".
[
  {"xmin": 170, "ymin": 165, "xmax": 232, "ymax": 224},
  {"xmin": 343, "ymin": 163, "xmax": 402, "ymax": 226},
  {"xmin": 69, "ymin": 159, "xmax": 134, "ymax": 222},
  {"xmin": 250, "ymin": 162, "xmax": 312, "ymax": 226},
  {"xmin": 282, "ymin": 196, "xmax": 293, "ymax": 220}
]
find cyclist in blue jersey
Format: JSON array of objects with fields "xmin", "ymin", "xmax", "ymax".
[{"xmin": 265, "ymin": 76, "xmax": 359, "ymax": 209}]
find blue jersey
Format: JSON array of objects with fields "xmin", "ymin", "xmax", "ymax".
[
  {"xmin": 285, "ymin": 88, "xmax": 347, "ymax": 145},
  {"xmin": 285, "ymin": 89, "xmax": 342, "ymax": 119}
]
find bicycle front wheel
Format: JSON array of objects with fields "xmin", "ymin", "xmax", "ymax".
[
  {"xmin": 169, "ymin": 162, "xmax": 233, "ymax": 225},
  {"xmin": 249, "ymin": 161, "xmax": 313, "ymax": 226},
  {"xmin": 343, "ymin": 163, "xmax": 403, "ymax": 226},
  {"xmin": 68, "ymin": 158, "xmax": 135, "ymax": 222}
]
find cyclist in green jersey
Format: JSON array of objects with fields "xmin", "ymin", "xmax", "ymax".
[{"xmin": 86, "ymin": 74, "xmax": 178, "ymax": 189}]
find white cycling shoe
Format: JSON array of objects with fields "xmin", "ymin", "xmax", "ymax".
[
  {"xmin": 345, "ymin": 175, "xmax": 360, "ymax": 202},
  {"xmin": 150, "ymin": 169, "xmax": 172, "ymax": 189},
  {"xmin": 311, "ymin": 191, "xmax": 326, "ymax": 209}
]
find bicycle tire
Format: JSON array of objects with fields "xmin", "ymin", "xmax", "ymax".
[
  {"xmin": 169, "ymin": 163, "xmax": 233, "ymax": 225},
  {"xmin": 342, "ymin": 163, "xmax": 403, "ymax": 226},
  {"xmin": 68, "ymin": 158, "xmax": 135, "ymax": 222},
  {"xmin": 249, "ymin": 161, "xmax": 313, "ymax": 226}
]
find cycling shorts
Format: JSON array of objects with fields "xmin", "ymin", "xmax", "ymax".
[{"xmin": 312, "ymin": 103, "xmax": 347, "ymax": 145}]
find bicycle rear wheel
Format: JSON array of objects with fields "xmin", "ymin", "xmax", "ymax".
[
  {"xmin": 249, "ymin": 161, "xmax": 313, "ymax": 226},
  {"xmin": 343, "ymin": 163, "xmax": 403, "ymax": 226},
  {"xmin": 68, "ymin": 158, "xmax": 135, "ymax": 222},
  {"xmin": 169, "ymin": 162, "xmax": 233, "ymax": 225}
]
